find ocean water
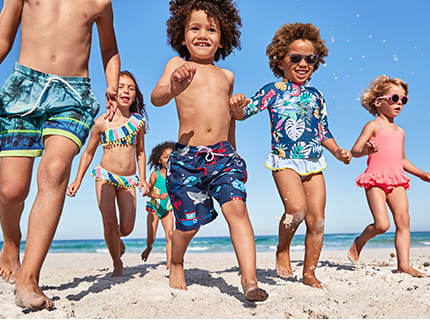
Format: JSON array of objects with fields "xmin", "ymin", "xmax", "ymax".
[{"xmin": 3, "ymin": 232, "xmax": 430, "ymax": 254}]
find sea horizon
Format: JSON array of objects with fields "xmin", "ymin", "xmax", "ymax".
[{"xmin": 2, "ymin": 231, "xmax": 429, "ymax": 254}]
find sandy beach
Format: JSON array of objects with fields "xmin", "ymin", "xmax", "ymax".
[{"xmin": 1, "ymin": 247, "xmax": 429, "ymax": 318}]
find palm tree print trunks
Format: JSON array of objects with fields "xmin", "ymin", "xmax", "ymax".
[{"xmin": 0, "ymin": 63, "xmax": 100, "ymax": 157}]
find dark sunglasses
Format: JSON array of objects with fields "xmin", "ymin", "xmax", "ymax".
[
  {"xmin": 375, "ymin": 93, "xmax": 408, "ymax": 105},
  {"xmin": 287, "ymin": 54, "xmax": 318, "ymax": 65}
]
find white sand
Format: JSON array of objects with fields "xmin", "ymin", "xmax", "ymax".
[{"xmin": 1, "ymin": 247, "xmax": 430, "ymax": 318}]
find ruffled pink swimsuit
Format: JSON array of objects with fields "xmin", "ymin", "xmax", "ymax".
[{"xmin": 356, "ymin": 119, "xmax": 410, "ymax": 194}]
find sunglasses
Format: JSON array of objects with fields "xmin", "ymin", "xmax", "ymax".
[
  {"xmin": 375, "ymin": 93, "xmax": 408, "ymax": 105},
  {"xmin": 287, "ymin": 54, "xmax": 318, "ymax": 65}
]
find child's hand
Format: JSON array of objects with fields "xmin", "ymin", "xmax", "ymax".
[
  {"xmin": 139, "ymin": 180, "xmax": 149, "ymax": 196},
  {"xmin": 229, "ymin": 93, "xmax": 249, "ymax": 119},
  {"xmin": 335, "ymin": 147, "xmax": 352, "ymax": 165},
  {"xmin": 104, "ymin": 86, "xmax": 118, "ymax": 121},
  {"xmin": 160, "ymin": 193, "xmax": 169, "ymax": 200},
  {"xmin": 170, "ymin": 63, "xmax": 197, "ymax": 97},
  {"xmin": 362, "ymin": 141, "xmax": 378, "ymax": 155},
  {"xmin": 420, "ymin": 172, "xmax": 430, "ymax": 182},
  {"xmin": 67, "ymin": 181, "xmax": 80, "ymax": 197}
]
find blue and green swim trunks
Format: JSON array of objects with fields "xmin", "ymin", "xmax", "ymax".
[{"xmin": 0, "ymin": 63, "xmax": 100, "ymax": 157}]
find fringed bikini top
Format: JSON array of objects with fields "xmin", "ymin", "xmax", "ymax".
[{"xmin": 100, "ymin": 113, "xmax": 145, "ymax": 147}]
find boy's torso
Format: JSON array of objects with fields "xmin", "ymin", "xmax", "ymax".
[
  {"xmin": 175, "ymin": 62, "xmax": 233, "ymax": 147},
  {"xmin": 19, "ymin": 0, "xmax": 108, "ymax": 77}
]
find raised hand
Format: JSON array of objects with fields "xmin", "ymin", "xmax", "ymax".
[{"xmin": 171, "ymin": 63, "xmax": 197, "ymax": 97}]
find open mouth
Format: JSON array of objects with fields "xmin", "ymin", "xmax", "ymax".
[
  {"xmin": 195, "ymin": 42, "xmax": 210, "ymax": 47},
  {"xmin": 120, "ymin": 97, "xmax": 130, "ymax": 103}
]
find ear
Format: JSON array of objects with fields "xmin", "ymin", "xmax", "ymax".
[
  {"xmin": 278, "ymin": 61, "xmax": 284, "ymax": 71},
  {"xmin": 373, "ymin": 100, "xmax": 382, "ymax": 108}
]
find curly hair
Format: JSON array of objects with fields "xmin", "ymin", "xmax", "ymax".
[
  {"xmin": 266, "ymin": 22, "xmax": 328, "ymax": 79},
  {"xmin": 148, "ymin": 141, "xmax": 176, "ymax": 171},
  {"xmin": 361, "ymin": 75, "xmax": 408, "ymax": 116},
  {"xmin": 120, "ymin": 70, "xmax": 149, "ymax": 132},
  {"xmin": 167, "ymin": 0, "xmax": 241, "ymax": 62}
]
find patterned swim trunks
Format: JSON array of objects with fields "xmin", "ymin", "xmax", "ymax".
[
  {"xmin": 166, "ymin": 140, "xmax": 247, "ymax": 231},
  {"xmin": 0, "ymin": 63, "xmax": 100, "ymax": 157}
]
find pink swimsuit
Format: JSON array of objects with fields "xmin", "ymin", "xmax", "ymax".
[{"xmin": 356, "ymin": 119, "xmax": 410, "ymax": 194}]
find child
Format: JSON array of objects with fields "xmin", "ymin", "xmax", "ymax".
[
  {"xmin": 151, "ymin": 0, "xmax": 268, "ymax": 302},
  {"xmin": 67, "ymin": 71, "xmax": 148, "ymax": 276},
  {"xmin": 230, "ymin": 22, "xmax": 352, "ymax": 288},
  {"xmin": 348, "ymin": 75, "xmax": 430, "ymax": 277},
  {"xmin": 141, "ymin": 141, "xmax": 175, "ymax": 269},
  {"xmin": 0, "ymin": 0, "xmax": 119, "ymax": 310}
]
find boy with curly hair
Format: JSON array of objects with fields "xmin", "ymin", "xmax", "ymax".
[
  {"xmin": 151, "ymin": 0, "xmax": 268, "ymax": 301},
  {"xmin": 230, "ymin": 22, "xmax": 351, "ymax": 288}
]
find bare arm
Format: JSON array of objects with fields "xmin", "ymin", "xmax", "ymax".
[
  {"xmin": 0, "ymin": 0, "xmax": 22, "ymax": 63},
  {"xmin": 323, "ymin": 138, "xmax": 352, "ymax": 165},
  {"xmin": 67, "ymin": 119, "xmax": 103, "ymax": 196},
  {"xmin": 135, "ymin": 127, "xmax": 148, "ymax": 195},
  {"xmin": 151, "ymin": 57, "xmax": 196, "ymax": 107},
  {"xmin": 401, "ymin": 129, "xmax": 430, "ymax": 182},
  {"xmin": 95, "ymin": 0, "xmax": 120, "ymax": 120},
  {"xmin": 351, "ymin": 120, "xmax": 378, "ymax": 158}
]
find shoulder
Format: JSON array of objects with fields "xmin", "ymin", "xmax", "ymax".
[
  {"xmin": 305, "ymin": 85, "xmax": 324, "ymax": 98},
  {"xmin": 168, "ymin": 56, "xmax": 186, "ymax": 67},
  {"xmin": 363, "ymin": 118, "xmax": 380, "ymax": 133},
  {"xmin": 92, "ymin": 116, "xmax": 107, "ymax": 133}
]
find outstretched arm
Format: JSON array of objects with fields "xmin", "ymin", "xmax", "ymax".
[
  {"xmin": 95, "ymin": 1, "xmax": 120, "ymax": 121},
  {"xmin": 0, "ymin": 0, "xmax": 23, "ymax": 63},
  {"xmin": 151, "ymin": 57, "xmax": 196, "ymax": 107},
  {"xmin": 67, "ymin": 119, "xmax": 103, "ymax": 196},
  {"xmin": 401, "ymin": 129, "xmax": 430, "ymax": 182}
]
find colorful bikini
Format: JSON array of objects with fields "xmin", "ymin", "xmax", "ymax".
[{"xmin": 91, "ymin": 113, "xmax": 145, "ymax": 189}]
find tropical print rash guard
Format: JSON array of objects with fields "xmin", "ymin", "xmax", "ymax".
[{"xmin": 242, "ymin": 80, "xmax": 333, "ymax": 159}]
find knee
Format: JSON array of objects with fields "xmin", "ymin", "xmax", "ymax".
[
  {"xmin": 0, "ymin": 180, "xmax": 29, "ymax": 204},
  {"xmin": 374, "ymin": 221, "xmax": 390, "ymax": 234},
  {"xmin": 165, "ymin": 230, "xmax": 173, "ymax": 242},
  {"xmin": 282, "ymin": 210, "xmax": 306, "ymax": 230},
  {"xmin": 307, "ymin": 219, "xmax": 325, "ymax": 235},
  {"xmin": 119, "ymin": 224, "xmax": 133, "ymax": 237},
  {"xmin": 38, "ymin": 159, "xmax": 70, "ymax": 189}
]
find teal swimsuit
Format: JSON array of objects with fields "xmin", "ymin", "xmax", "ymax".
[{"xmin": 146, "ymin": 170, "xmax": 172, "ymax": 218}]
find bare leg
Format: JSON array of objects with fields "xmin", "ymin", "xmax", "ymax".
[
  {"xmin": 169, "ymin": 228, "xmax": 198, "ymax": 290},
  {"xmin": 302, "ymin": 173, "xmax": 326, "ymax": 288},
  {"xmin": 348, "ymin": 187, "xmax": 390, "ymax": 263},
  {"xmin": 160, "ymin": 212, "xmax": 174, "ymax": 269},
  {"xmin": 15, "ymin": 136, "xmax": 78, "ymax": 310},
  {"xmin": 141, "ymin": 211, "xmax": 159, "ymax": 261},
  {"xmin": 117, "ymin": 188, "xmax": 137, "ymax": 257},
  {"xmin": 388, "ymin": 188, "xmax": 426, "ymax": 277},
  {"xmin": 96, "ymin": 181, "xmax": 122, "ymax": 276},
  {"xmin": 222, "ymin": 200, "xmax": 268, "ymax": 302},
  {"xmin": 273, "ymin": 169, "xmax": 307, "ymax": 279},
  {"xmin": 0, "ymin": 158, "xmax": 33, "ymax": 284}
]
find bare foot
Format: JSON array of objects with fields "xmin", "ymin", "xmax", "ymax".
[
  {"xmin": 15, "ymin": 278, "xmax": 54, "ymax": 310},
  {"xmin": 141, "ymin": 246, "xmax": 152, "ymax": 261},
  {"xmin": 395, "ymin": 266, "xmax": 428, "ymax": 278},
  {"xmin": 276, "ymin": 250, "xmax": 293, "ymax": 278},
  {"xmin": 169, "ymin": 263, "xmax": 187, "ymax": 290},
  {"xmin": 112, "ymin": 259, "xmax": 123, "ymax": 277},
  {"xmin": 120, "ymin": 239, "xmax": 126, "ymax": 257},
  {"xmin": 243, "ymin": 281, "xmax": 268, "ymax": 302},
  {"xmin": 0, "ymin": 245, "xmax": 20, "ymax": 284},
  {"xmin": 303, "ymin": 274, "xmax": 327, "ymax": 288},
  {"xmin": 348, "ymin": 237, "xmax": 360, "ymax": 264}
]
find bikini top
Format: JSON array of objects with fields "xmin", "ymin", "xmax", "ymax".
[{"xmin": 100, "ymin": 113, "xmax": 145, "ymax": 147}]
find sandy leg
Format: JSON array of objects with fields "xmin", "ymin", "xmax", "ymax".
[
  {"xmin": 141, "ymin": 246, "xmax": 152, "ymax": 262},
  {"xmin": 348, "ymin": 237, "xmax": 360, "ymax": 264},
  {"xmin": 0, "ymin": 242, "xmax": 20, "ymax": 283},
  {"xmin": 169, "ymin": 262, "xmax": 187, "ymax": 290},
  {"xmin": 303, "ymin": 273, "xmax": 325, "ymax": 288},
  {"xmin": 275, "ymin": 250, "xmax": 293, "ymax": 279}
]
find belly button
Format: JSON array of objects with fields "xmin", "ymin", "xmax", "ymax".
[{"xmin": 51, "ymin": 55, "xmax": 56, "ymax": 62}]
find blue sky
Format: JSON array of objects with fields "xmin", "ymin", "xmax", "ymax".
[{"xmin": 1, "ymin": 0, "xmax": 430, "ymax": 240}]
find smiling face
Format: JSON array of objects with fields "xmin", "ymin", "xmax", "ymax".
[
  {"xmin": 374, "ymin": 84, "xmax": 406, "ymax": 119},
  {"xmin": 183, "ymin": 10, "xmax": 222, "ymax": 64},
  {"xmin": 278, "ymin": 39, "xmax": 315, "ymax": 84},
  {"xmin": 117, "ymin": 75, "xmax": 136, "ymax": 111}
]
